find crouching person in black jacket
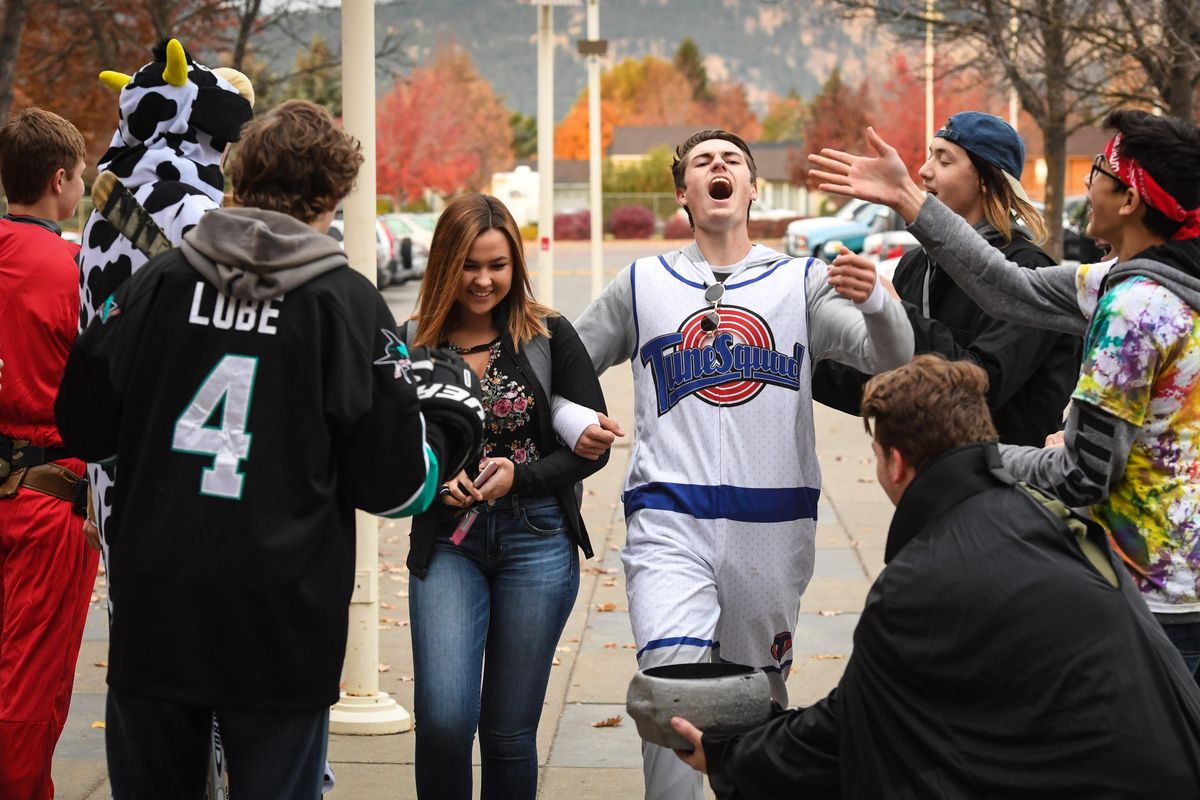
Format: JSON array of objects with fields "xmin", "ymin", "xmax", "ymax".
[
  {"xmin": 54, "ymin": 100, "xmax": 483, "ymax": 799},
  {"xmin": 671, "ymin": 354, "xmax": 1200, "ymax": 799}
]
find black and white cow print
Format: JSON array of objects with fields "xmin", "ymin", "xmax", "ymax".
[{"xmin": 79, "ymin": 38, "xmax": 253, "ymax": 576}]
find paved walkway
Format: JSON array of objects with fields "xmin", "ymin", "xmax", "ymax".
[{"xmin": 52, "ymin": 365, "xmax": 895, "ymax": 799}]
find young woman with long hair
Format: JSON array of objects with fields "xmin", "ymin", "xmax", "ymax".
[{"xmin": 403, "ymin": 193, "xmax": 608, "ymax": 800}]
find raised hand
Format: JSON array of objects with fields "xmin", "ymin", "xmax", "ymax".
[{"xmin": 807, "ymin": 127, "xmax": 926, "ymax": 223}]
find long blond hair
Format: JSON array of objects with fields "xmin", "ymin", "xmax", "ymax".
[
  {"xmin": 411, "ymin": 193, "xmax": 553, "ymax": 350},
  {"xmin": 968, "ymin": 152, "xmax": 1049, "ymax": 245}
]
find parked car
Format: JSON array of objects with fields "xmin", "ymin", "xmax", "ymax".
[
  {"xmin": 328, "ymin": 216, "xmax": 395, "ymax": 289},
  {"xmin": 857, "ymin": 230, "xmax": 920, "ymax": 264},
  {"xmin": 784, "ymin": 199, "xmax": 907, "ymax": 258},
  {"xmin": 1061, "ymin": 194, "xmax": 1107, "ymax": 264},
  {"xmin": 380, "ymin": 213, "xmax": 434, "ymax": 283}
]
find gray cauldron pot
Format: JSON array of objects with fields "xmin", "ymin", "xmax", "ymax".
[{"xmin": 625, "ymin": 663, "xmax": 772, "ymax": 751}]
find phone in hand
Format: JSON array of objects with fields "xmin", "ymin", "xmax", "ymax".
[
  {"xmin": 450, "ymin": 461, "xmax": 498, "ymax": 546},
  {"xmin": 473, "ymin": 460, "xmax": 499, "ymax": 488}
]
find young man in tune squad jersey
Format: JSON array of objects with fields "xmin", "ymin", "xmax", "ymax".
[{"xmin": 556, "ymin": 130, "xmax": 913, "ymax": 799}]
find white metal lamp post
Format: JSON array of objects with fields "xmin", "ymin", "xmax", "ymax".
[
  {"xmin": 332, "ymin": 0, "xmax": 410, "ymax": 735},
  {"xmin": 577, "ymin": 0, "xmax": 607, "ymax": 300},
  {"xmin": 519, "ymin": 0, "xmax": 582, "ymax": 307}
]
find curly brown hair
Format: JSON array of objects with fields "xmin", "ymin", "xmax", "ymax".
[
  {"xmin": 861, "ymin": 354, "xmax": 998, "ymax": 473},
  {"xmin": 229, "ymin": 99, "xmax": 362, "ymax": 222},
  {"xmin": 0, "ymin": 108, "xmax": 86, "ymax": 205}
]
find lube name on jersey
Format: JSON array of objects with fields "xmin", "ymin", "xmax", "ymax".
[
  {"xmin": 187, "ymin": 280, "xmax": 281, "ymax": 334},
  {"xmin": 640, "ymin": 329, "xmax": 804, "ymax": 415}
]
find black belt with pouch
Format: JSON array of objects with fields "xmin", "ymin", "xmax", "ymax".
[{"xmin": 0, "ymin": 437, "xmax": 88, "ymax": 515}]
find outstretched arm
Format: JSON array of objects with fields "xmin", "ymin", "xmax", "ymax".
[
  {"xmin": 573, "ymin": 265, "xmax": 637, "ymax": 374},
  {"xmin": 807, "ymin": 258, "xmax": 914, "ymax": 373}
]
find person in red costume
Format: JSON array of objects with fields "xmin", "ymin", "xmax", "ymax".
[{"xmin": 0, "ymin": 107, "xmax": 98, "ymax": 800}]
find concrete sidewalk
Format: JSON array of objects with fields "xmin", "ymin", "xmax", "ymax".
[{"xmin": 53, "ymin": 366, "xmax": 894, "ymax": 799}]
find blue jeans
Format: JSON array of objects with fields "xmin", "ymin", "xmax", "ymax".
[
  {"xmin": 105, "ymin": 687, "xmax": 329, "ymax": 799},
  {"xmin": 409, "ymin": 494, "xmax": 579, "ymax": 800},
  {"xmin": 1159, "ymin": 618, "xmax": 1200, "ymax": 684}
]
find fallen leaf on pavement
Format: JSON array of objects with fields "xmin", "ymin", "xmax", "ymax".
[
  {"xmin": 552, "ymin": 656, "xmax": 561, "ymax": 666},
  {"xmin": 593, "ymin": 603, "xmax": 617, "ymax": 612},
  {"xmin": 811, "ymin": 654, "xmax": 844, "ymax": 661},
  {"xmin": 378, "ymin": 663, "xmax": 390, "ymax": 673},
  {"xmin": 90, "ymin": 721, "xmax": 105, "ymax": 729},
  {"xmin": 94, "ymin": 660, "xmax": 108, "ymax": 668},
  {"xmin": 604, "ymin": 642, "xmax": 619, "ymax": 649},
  {"xmin": 591, "ymin": 715, "xmax": 623, "ymax": 728},
  {"xmin": 817, "ymin": 610, "xmax": 840, "ymax": 617},
  {"xmin": 380, "ymin": 602, "xmax": 398, "ymax": 610},
  {"xmin": 583, "ymin": 566, "xmax": 618, "ymax": 575},
  {"xmin": 602, "ymin": 578, "xmax": 617, "ymax": 587},
  {"xmin": 557, "ymin": 645, "xmax": 572, "ymax": 653}
]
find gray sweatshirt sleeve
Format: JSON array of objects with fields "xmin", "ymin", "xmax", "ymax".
[
  {"xmin": 999, "ymin": 400, "xmax": 1136, "ymax": 507},
  {"xmin": 806, "ymin": 259, "xmax": 914, "ymax": 373},
  {"xmin": 909, "ymin": 197, "xmax": 1089, "ymax": 336},
  {"xmin": 572, "ymin": 266, "xmax": 637, "ymax": 374}
]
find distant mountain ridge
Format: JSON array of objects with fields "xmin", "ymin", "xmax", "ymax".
[{"xmin": 260, "ymin": 0, "xmax": 890, "ymax": 120}]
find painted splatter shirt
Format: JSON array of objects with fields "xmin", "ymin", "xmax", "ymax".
[{"xmin": 1074, "ymin": 264, "xmax": 1200, "ymax": 611}]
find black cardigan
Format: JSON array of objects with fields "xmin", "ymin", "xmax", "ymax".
[{"xmin": 406, "ymin": 314, "xmax": 608, "ymax": 577}]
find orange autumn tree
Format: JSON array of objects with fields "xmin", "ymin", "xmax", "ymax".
[
  {"xmin": 377, "ymin": 41, "xmax": 514, "ymax": 206},
  {"xmin": 555, "ymin": 47, "xmax": 764, "ymax": 159},
  {"xmin": 12, "ymin": 1, "xmax": 235, "ymax": 165},
  {"xmin": 795, "ymin": 67, "xmax": 874, "ymax": 190}
]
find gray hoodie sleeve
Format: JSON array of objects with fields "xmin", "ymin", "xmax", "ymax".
[
  {"xmin": 572, "ymin": 265, "xmax": 637, "ymax": 374},
  {"xmin": 806, "ymin": 259, "xmax": 914, "ymax": 373},
  {"xmin": 999, "ymin": 400, "xmax": 1136, "ymax": 507},
  {"xmin": 909, "ymin": 197, "xmax": 1088, "ymax": 336}
]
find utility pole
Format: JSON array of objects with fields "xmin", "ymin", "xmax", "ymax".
[
  {"xmin": 579, "ymin": 0, "xmax": 608, "ymax": 299},
  {"xmin": 331, "ymin": 0, "xmax": 410, "ymax": 736}
]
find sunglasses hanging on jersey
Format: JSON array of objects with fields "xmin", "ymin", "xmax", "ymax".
[{"xmin": 700, "ymin": 283, "xmax": 725, "ymax": 336}]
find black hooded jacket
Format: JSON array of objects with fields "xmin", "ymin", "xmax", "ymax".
[
  {"xmin": 702, "ymin": 443, "xmax": 1200, "ymax": 799},
  {"xmin": 813, "ymin": 226, "xmax": 1080, "ymax": 447}
]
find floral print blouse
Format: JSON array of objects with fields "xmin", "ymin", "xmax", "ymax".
[{"xmin": 479, "ymin": 341, "xmax": 541, "ymax": 467}]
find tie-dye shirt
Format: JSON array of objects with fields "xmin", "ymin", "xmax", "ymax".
[{"xmin": 1073, "ymin": 263, "xmax": 1200, "ymax": 612}]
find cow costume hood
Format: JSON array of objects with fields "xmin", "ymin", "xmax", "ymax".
[{"xmin": 79, "ymin": 38, "xmax": 254, "ymax": 324}]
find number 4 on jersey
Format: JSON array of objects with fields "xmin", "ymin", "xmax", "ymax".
[{"xmin": 172, "ymin": 354, "xmax": 258, "ymax": 500}]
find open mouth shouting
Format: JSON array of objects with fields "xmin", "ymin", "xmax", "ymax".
[{"xmin": 708, "ymin": 177, "xmax": 734, "ymax": 200}]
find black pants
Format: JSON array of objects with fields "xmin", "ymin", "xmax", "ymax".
[{"xmin": 106, "ymin": 687, "xmax": 329, "ymax": 799}]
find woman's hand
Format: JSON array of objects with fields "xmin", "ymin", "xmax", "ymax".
[
  {"xmin": 475, "ymin": 457, "xmax": 514, "ymax": 502},
  {"xmin": 807, "ymin": 127, "xmax": 926, "ymax": 223},
  {"xmin": 440, "ymin": 469, "xmax": 483, "ymax": 508},
  {"xmin": 827, "ymin": 248, "xmax": 879, "ymax": 304}
]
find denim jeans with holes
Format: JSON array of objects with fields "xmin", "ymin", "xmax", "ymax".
[{"xmin": 409, "ymin": 494, "xmax": 579, "ymax": 800}]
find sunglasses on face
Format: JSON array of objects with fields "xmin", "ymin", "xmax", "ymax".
[
  {"xmin": 699, "ymin": 282, "xmax": 725, "ymax": 335},
  {"xmin": 1087, "ymin": 154, "xmax": 1128, "ymax": 191}
]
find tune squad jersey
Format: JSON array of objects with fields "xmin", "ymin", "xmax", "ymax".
[{"xmin": 622, "ymin": 249, "xmax": 819, "ymax": 526}]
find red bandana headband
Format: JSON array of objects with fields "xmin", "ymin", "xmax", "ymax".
[{"xmin": 1104, "ymin": 133, "xmax": 1200, "ymax": 240}]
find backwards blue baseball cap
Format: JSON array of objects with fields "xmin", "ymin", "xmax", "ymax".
[{"xmin": 935, "ymin": 112, "xmax": 1033, "ymax": 205}]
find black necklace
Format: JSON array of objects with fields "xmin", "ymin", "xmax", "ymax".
[{"xmin": 445, "ymin": 335, "xmax": 500, "ymax": 355}]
